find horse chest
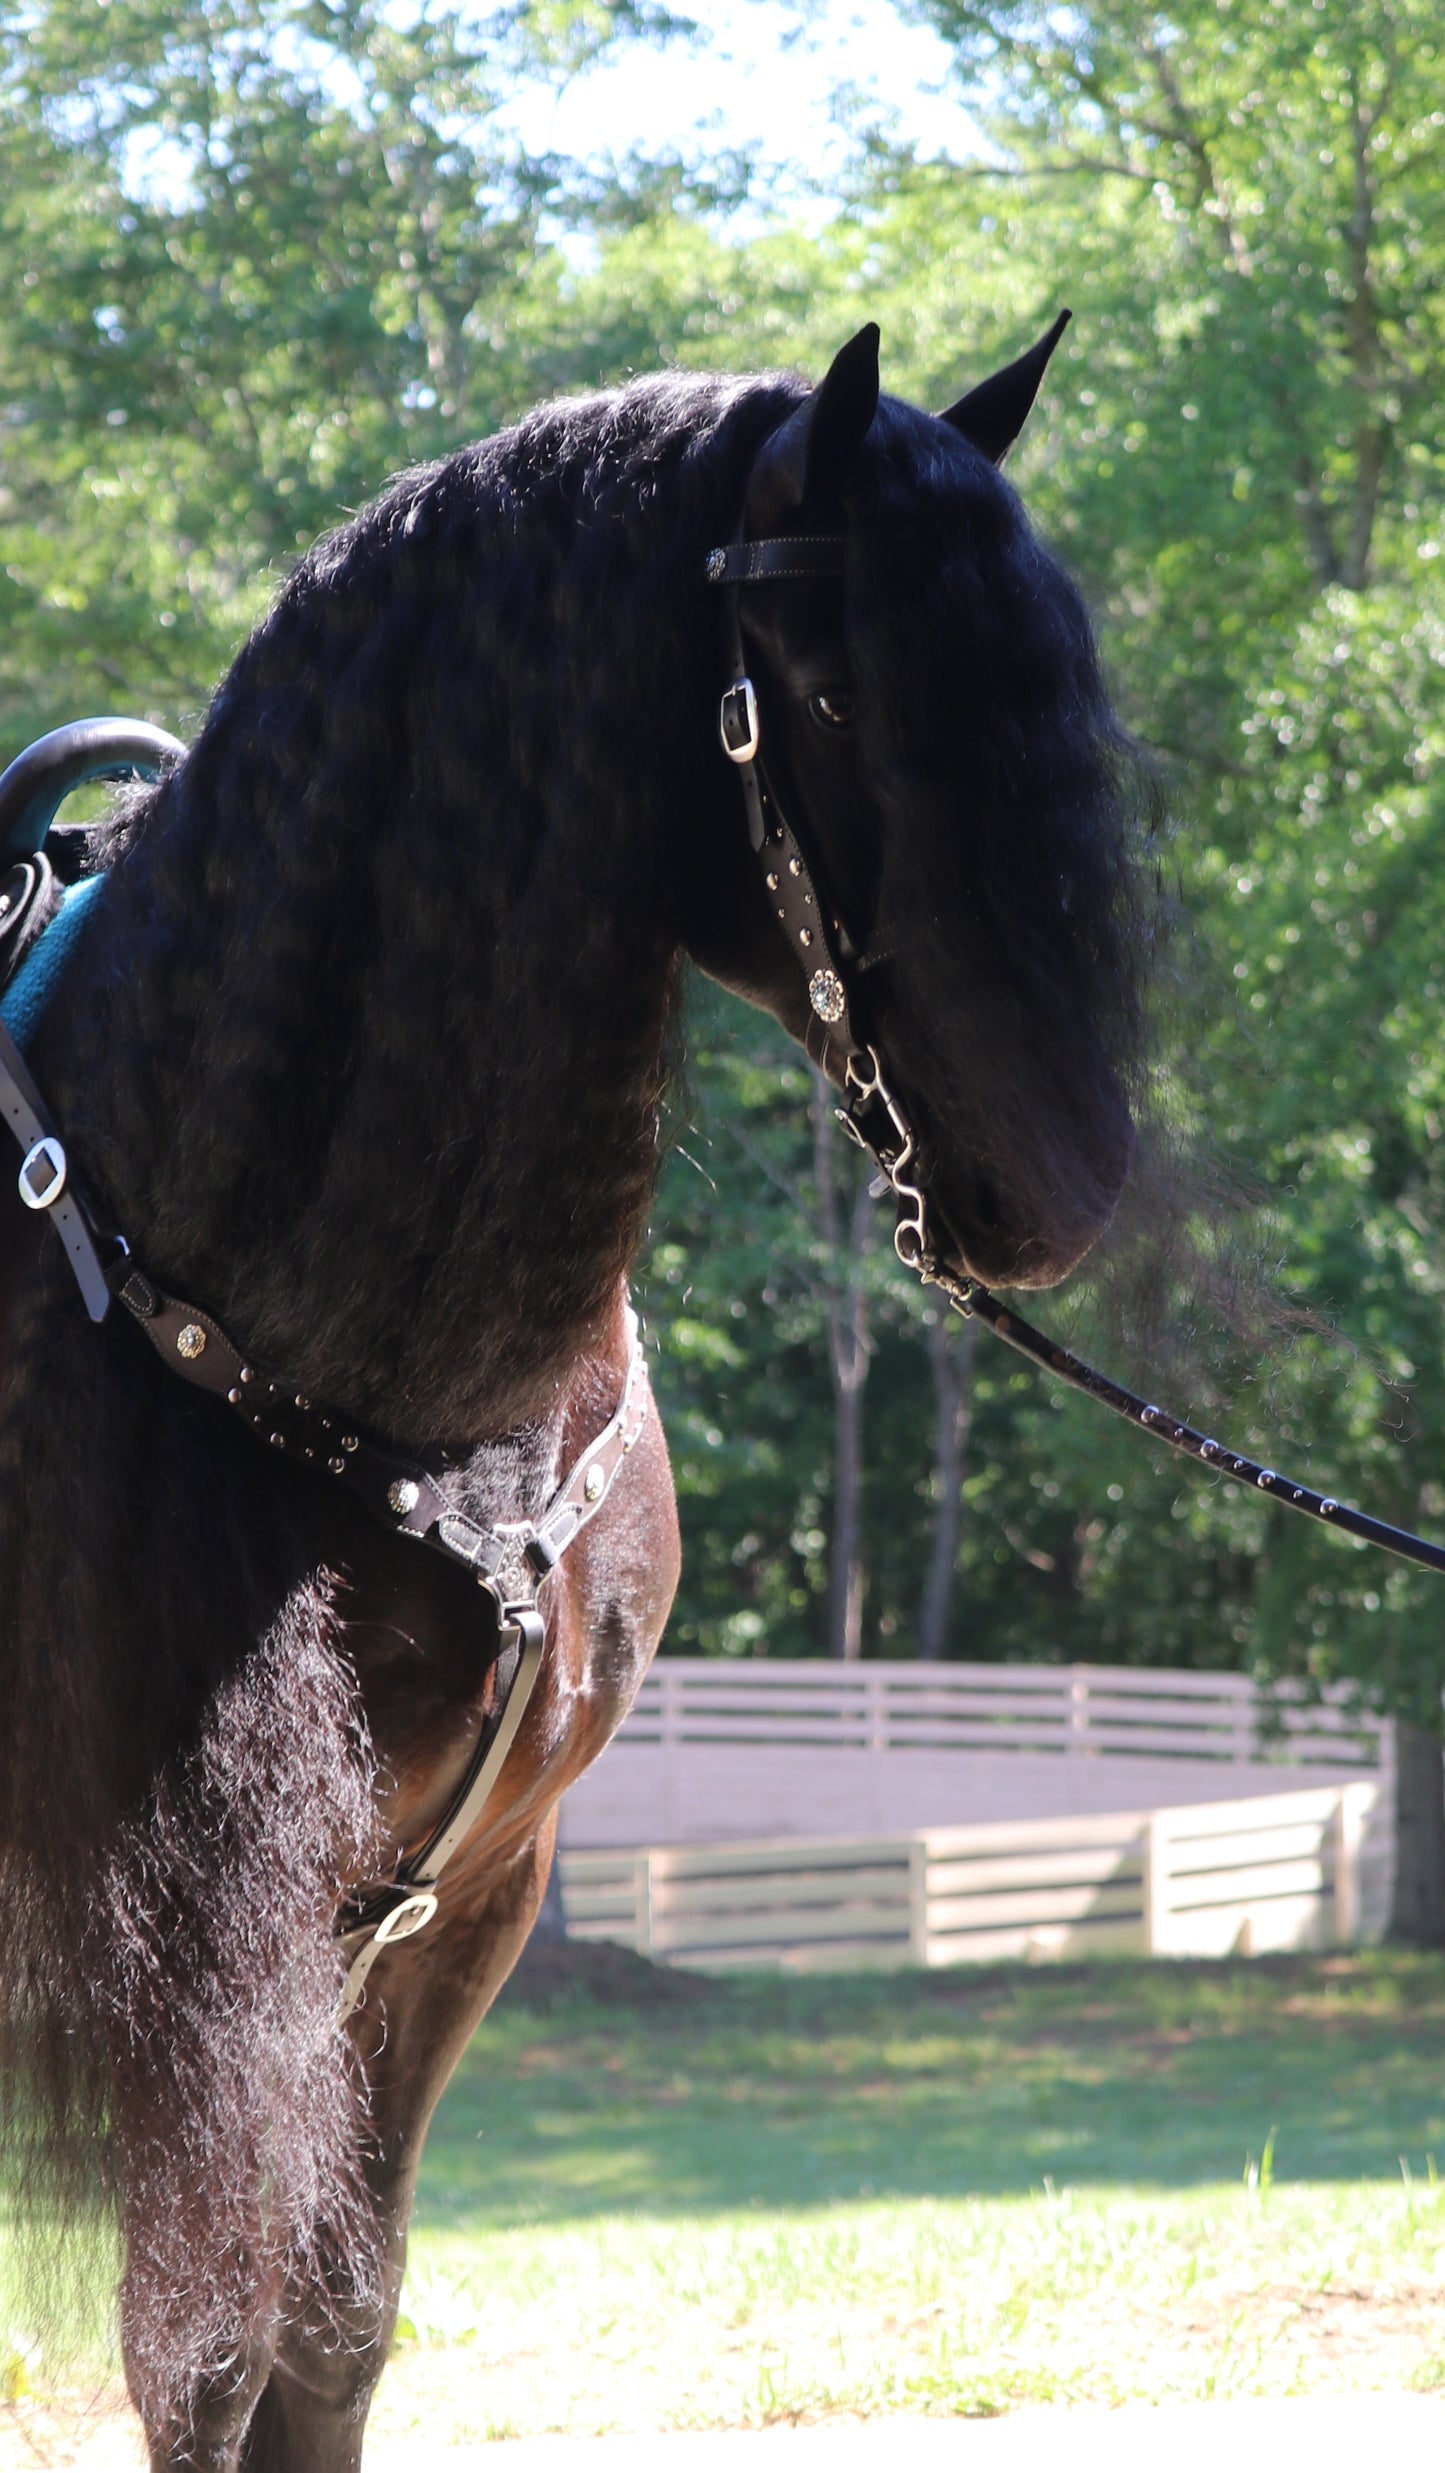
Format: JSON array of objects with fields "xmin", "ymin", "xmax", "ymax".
[{"xmin": 339, "ymin": 1376, "xmax": 678, "ymax": 1876}]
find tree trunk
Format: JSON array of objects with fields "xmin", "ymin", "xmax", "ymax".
[
  {"xmin": 918, "ymin": 1312, "xmax": 978, "ymax": 1662},
  {"xmin": 1390, "ymin": 1720, "xmax": 1445, "ymax": 1945},
  {"xmin": 812, "ymin": 1074, "xmax": 873, "ymax": 1662}
]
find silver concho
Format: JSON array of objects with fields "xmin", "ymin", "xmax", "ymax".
[
  {"xmin": 176, "ymin": 1324, "xmax": 207, "ymax": 1360},
  {"xmin": 808, "ymin": 969, "xmax": 846, "ymax": 1025},
  {"xmin": 387, "ymin": 1478, "xmax": 420, "ymax": 1517},
  {"xmin": 492, "ymin": 1535, "xmax": 535, "ymax": 1605}
]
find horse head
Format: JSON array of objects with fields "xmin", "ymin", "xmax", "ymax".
[{"xmin": 686, "ymin": 321, "xmax": 1145, "ymax": 1291}]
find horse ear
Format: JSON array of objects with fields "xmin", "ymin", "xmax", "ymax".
[
  {"xmin": 745, "ymin": 324, "xmax": 881, "ymax": 531},
  {"xmin": 940, "ymin": 310, "xmax": 1071, "ymax": 464}
]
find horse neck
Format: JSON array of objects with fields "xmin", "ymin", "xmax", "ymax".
[
  {"xmin": 31, "ymin": 386, "xmax": 775, "ymax": 1450},
  {"xmin": 45, "ymin": 801, "xmax": 681, "ymax": 1455}
]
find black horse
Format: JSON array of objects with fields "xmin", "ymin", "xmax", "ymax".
[{"xmin": 0, "ymin": 322, "xmax": 1145, "ymax": 2469}]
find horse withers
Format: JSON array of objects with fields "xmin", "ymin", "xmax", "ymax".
[{"xmin": 0, "ymin": 322, "xmax": 1147, "ymax": 2470}]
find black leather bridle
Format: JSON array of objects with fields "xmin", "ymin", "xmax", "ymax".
[{"xmin": 705, "ymin": 527, "xmax": 1445, "ymax": 1582}]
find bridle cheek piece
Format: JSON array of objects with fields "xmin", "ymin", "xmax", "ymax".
[{"xmin": 704, "ymin": 527, "xmax": 1445, "ymax": 1583}]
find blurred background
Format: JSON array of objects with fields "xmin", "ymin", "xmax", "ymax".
[{"xmin": 4, "ymin": 0, "xmax": 1444, "ymax": 1911}]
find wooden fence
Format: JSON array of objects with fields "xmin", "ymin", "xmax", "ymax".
[
  {"xmin": 557, "ymin": 1781, "xmax": 1385, "ymax": 1971},
  {"xmin": 560, "ymin": 1658, "xmax": 1390, "ymax": 1849}
]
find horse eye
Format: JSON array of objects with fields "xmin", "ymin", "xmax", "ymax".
[{"xmin": 808, "ymin": 691, "xmax": 855, "ymax": 730}]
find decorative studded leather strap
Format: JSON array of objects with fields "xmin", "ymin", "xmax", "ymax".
[
  {"xmin": 111, "ymin": 1261, "xmax": 650, "ymax": 1621},
  {"xmin": 706, "ymin": 525, "xmax": 863, "ymax": 1053},
  {"xmin": 105, "ymin": 1269, "xmax": 649, "ymax": 2020}
]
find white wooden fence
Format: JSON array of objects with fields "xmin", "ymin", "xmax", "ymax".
[
  {"xmin": 557, "ymin": 1780, "xmax": 1385, "ymax": 1972},
  {"xmin": 560, "ymin": 1659, "xmax": 1390, "ymax": 1850}
]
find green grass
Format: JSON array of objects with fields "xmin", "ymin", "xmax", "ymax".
[{"xmin": 370, "ymin": 1951, "xmax": 1445, "ymax": 2443}]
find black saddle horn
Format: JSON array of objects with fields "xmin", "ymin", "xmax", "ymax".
[{"xmin": 0, "ymin": 717, "xmax": 185, "ymax": 864}]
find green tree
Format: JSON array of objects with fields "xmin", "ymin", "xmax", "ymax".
[{"xmin": 0, "ymin": 0, "xmax": 662, "ymax": 742}]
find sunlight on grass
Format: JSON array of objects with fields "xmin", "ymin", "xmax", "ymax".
[
  {"xmin": 377, "ymin": 2180, "xmax": 1445, "ymax": 2441},
  {"xmin": 3, "ymin": 1954, "xmax": 1443, "ymax": 2450},
  {"xmin": 369, "ymin": 1952, "xmax": 1445, "ymax": 2443}
]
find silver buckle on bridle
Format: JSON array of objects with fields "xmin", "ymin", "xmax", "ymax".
[
  {"xmin": 18, "ymin": 1134, "xmax": 67, "ymax": 1210},
  {"xmin": 719, "ymin": 678, "xmax": 760, "ymax": 765},
  {"xmin": 370, "ymin": 1890, "xmax": 439, "ymax": 1946}
]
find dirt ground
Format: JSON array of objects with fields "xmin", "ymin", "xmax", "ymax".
[{"xmin": 3, "ymin": 2394, "xmax": 1444, "ymax": 2472}]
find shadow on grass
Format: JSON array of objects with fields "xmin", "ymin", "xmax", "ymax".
[{"xmin": 412, "ymin": 1945, "xmax": 1445, "ymax": 2235}]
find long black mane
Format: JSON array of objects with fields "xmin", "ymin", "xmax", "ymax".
[{"xmin": 0, "ymin": 363, "xmax": 1146, "ymax": 2405}]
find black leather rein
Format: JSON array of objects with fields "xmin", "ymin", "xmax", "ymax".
[{"xmin": 705, "ymin": 527, "xmax": 1445, "ymax": 1584}]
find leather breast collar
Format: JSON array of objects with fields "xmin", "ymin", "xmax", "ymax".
[{"xmin": 0, "ymin": 730, "xmax": 648, "ymax": 2012}]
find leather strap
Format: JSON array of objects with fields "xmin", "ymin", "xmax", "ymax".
[
  {"xmin": 704, "ymin": 537, "xmax": 847, "ymax": 586},
  {"xmin": 706, "ymin": 526, "xmax": 866, "ymax": 1052},
  {"xmin": 0, "ymin": 1013, "xmax": 113, "ymax": 1322},
  {"xmin": 110, "ymin": 1266, "xmax": 649, "ymax": 1614},
  {"xmin": 336, "ymin": 1608, "xmax": 547, "ymax": 2021}
]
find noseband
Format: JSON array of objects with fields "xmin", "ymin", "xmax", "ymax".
[{"xmin": 704, "ymin": 527, "xmax": 1445, "ymax": 1582}]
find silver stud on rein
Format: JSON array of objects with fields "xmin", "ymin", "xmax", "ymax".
[
  {"xmin": 228, "ymin": 1387, "xmax": 243, "ymax": 1406},
  {"xmin": 342, "ymin": 1434, "xmax": 358, "ymax": 1452},
  {"xmin": 176, "ymin": 1324, "xmax": 207, "ymax": 1361},
  {"xmin": 329, "ymin": 1456, "xmax": 346, "ymax": 1475},
  {"xmin": 799, "ymin": 926, "xmax": 812, "ymax": 947},
  {"xmin": 388, "ymin": 1478, "xmax": 420, "ymax": 1517},
  {"xmin": 808, "ymin": 969, "xmax": 846, "ymax": 1024},
  {"xmin": 584, "ymin": 1463, "xmax": 605, "ymax": 1502},
  {"xmin": 788, "ymin": 856, "xmax": 801, "ymax": 877}
]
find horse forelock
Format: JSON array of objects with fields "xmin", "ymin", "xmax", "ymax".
[{"xmin": 834, "ymin": 396, "xmax": 1154, "ymax": 1276}]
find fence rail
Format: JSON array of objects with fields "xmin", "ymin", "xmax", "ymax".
[
  {"xmin": 615, "ymin": 1660, "xmax": 1385, "ymax": 1764},
  {"xmin": 557, "ymin": 1781, "xmax": 1385, "ymax": 1972},
  {"xmin": 560, "ymin": 1659, "xmax": 1390, "ymax": 1852}
]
